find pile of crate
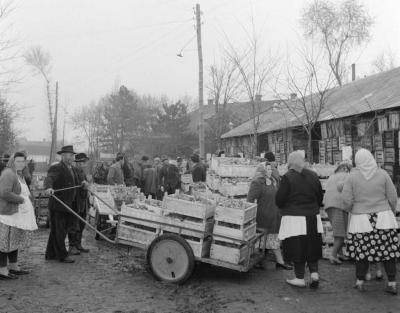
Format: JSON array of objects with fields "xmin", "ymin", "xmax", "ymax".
[
  {"xmin": 34, "ymin": 195, "xmax": 50, "ymax": 227},
  {"xmin": 320, "ymin": 209, "xmax": 334, "ymax": 259},
  {"xmin": 207, "ymin": 157, "xmax": 257, "ymax": 197},
  {"xmin": 119, "ymin": 192, "xmax": 216, "ymax": 257},
  {"xmin": 210, "ymin": 199, "xmax": 257, "ymax": 265}
]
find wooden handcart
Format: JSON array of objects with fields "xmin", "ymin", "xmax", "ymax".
[{"xmin": 52, "ymin": 192, "xmax": 266, "ymax": 285}]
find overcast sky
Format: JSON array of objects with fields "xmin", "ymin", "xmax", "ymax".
[{"xmin": 6, "ymin": 0, "xmax": 400, "ymax": 142}]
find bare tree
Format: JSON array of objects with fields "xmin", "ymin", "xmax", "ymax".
[
  {"xmin": 0, "ymin": 1, "xmax": 21, "ymax": 90},
  {"xmin": 225, "ymin": 23, "xmax": 278, "ymax": 157},
  {"xmin": 207, "ymin": 58, "xmax": 240, "ymax": 150},
  {"xmin": 372, "ymin": 50, "xmax": 397, "ymax": 73},
  {"xmin": 71, "ymin": 102, "xmax": 103, "ymax": 159},
  {"xmin": 272, "ymin": 45, "xmax": 335, "ymax": 162},
  {"xmin": 24, "ymin": 46, "xmax": 58, "ymax": 163},
  {"xmin": 301, "ymin": 0, "xmax": 373, "ymax": 86}
]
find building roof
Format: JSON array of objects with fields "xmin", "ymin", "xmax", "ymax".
[
  {"xmin": 15, "ymin": 138, "xmax": 62, "ymax": 157},
  {"xmin": 221, "ymin": 67, "xmax": 400, "ymax": 139},
  {"xmin": 188, "ymin": 99, "xmax": 277, "ymax": 133}
]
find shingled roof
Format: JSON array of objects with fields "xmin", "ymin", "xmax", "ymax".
[{"xmin": 221, "ymin": 67, "xmax": 400, "ymax": 139}]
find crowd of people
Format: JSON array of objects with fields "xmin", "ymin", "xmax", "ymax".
[
  {"xmin": 248, "ymin": 149, "xmax": 399, "ymax": 295},
  {"xmin": 0, "ymin": 146, "xmax": 398, "ymax": 296},
  {"xmin": 94, "ymin": 152, "xmax": 207, "ymax": 199}
]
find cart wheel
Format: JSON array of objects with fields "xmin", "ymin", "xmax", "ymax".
[{"xmin": 146, "ymin": 234, "xmax": 195, "ymax": 284}]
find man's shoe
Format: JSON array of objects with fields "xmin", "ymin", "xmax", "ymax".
[
  {"xmin": 69, "ymin": 247, "xmax": 81, "ymax": 255},
  {"xmin": 77, "ymin": 245, "xmax": 89, "ymax": 253},
  {"xmin": 0, "ymin": 273, "xmax": 18, "ymax": 280},
  {"xmin": 60, "ymin": 257, "xmax": 75, "ymax": 263}
]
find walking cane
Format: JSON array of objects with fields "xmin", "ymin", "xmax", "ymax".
[{"xmin": 51, "ymin": 194, "xmax": 115, "ymax": 244}]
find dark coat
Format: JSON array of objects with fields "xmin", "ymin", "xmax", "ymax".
[
  {"xmin": 44, "ymin": 161, "xmax": 79, "ymax": 213},
  {"xmin": 0, "ymin": 168, "xmax": 24, "ymax": 215},
  {"xmin": 247, "ymin": 176, "xmax": 281, "ymax": 233},
  {"xmin": 159, "ymin": 164, "xmax": 181, "ymax": 193},
  {"xmin": 192, "ymin": 162, "xmax": 207, "ymax": 183},
  {"xmin": 74, "ymin": 166, "xmax": 89, "ymax": 214},
  {"xmin": 275, "ymin": 168, "xmax": 323, "ymax": 217}
]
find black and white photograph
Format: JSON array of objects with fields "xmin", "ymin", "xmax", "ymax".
[{"xmin": 0, "ymin": 0, "xmax": 400, "ymax": 312}]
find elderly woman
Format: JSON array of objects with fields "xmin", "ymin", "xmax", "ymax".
[
  {"xmin": 276, "ymin": 151, "xmax": 324, "ymax": 288},
  {"xmin": 247, "ymin": 163, "xmax": 292, "ymax": 270},
  {"xmin": 0, "ymin": 152, "xmax": 37, "ymax": 280},
  {"xmin": 323, "ymin": 163, "xmax": 352, "ymax": 265},
  {"xmin": 342, "ymin": 148, "xmax": 399, "ymax": 294}
]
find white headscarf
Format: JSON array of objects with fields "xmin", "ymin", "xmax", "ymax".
[
  {"xmin": 355, "ymin": 148, "xmax": 377, "ymax": 180},
  {"xmin": 287, "ymin": 151, "xmax": 305, "ymax": 173}
]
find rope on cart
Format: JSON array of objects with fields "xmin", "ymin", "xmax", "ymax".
[
  {"xmin": 51, "ymin": 194, "xmax": 115, "ymax": 244},
  {"xmin": 52, "ymin": 185, "xmax": 83, "ymax": 192}
]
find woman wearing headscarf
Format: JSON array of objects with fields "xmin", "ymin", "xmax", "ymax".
[
  {"xmin": 247, "ymin": 163, "xmax": 292, "ymax": 270},
  {"xmin": 323, "ymin": 163, "xmax": 352, "ymax": 265},
  {"xmin": 0, "ymin": 152, "xmax": 38, "ymax": 279},
  {"xmin": 342, "ymin": 148, "xmax": 399, "ymax": 294},
  {"xmin": 275, "ymin": 151, "xmax": 324, "ymax": 288}
]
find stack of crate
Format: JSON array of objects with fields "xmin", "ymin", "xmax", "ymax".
[
  {"xmin": 210, "ymin": 200, "xmax": 257, "ymax": 265},
  {"xmin": 320, "ymin": 209, "xmax": 334, "ymax": 259},
  {"xmin": 161, "ymin": 194, "xmax": 216, "ymax": 258},
  {"xmin": 319, "ymin": 141, "xmax": 326, "ymax": 164},
  {"xmin": 326, "ymin": 138, "xmax": 333, "ymax": 164},
  {"xmin": 383, "ymin": 130, "xmax": 398, "ymax": 179}
]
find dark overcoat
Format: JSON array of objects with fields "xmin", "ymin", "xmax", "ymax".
[
  {"xmin": 74, "ymin": 166, "xmax": 89, "ymax": 214},
  {"xmin": 44, "ymin": 161, "xmax": 78, "ymax": 213},
  {"xmin": 247, "ymin": 176, "xmax": 281, "ymax": 234}
]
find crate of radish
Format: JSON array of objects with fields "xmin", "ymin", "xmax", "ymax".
[
  {"xmin": 120, "ymin": 198, "xmax": 164, "ymax": 223},
  {"xmin": 213, "ymin": 199, "xmax": 257, "ymax": 241},
  {"xmin": 163, "ymin": 192, "xmax": 216, "ymax": 220}
]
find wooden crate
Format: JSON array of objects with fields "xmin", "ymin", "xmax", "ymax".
[
  {"xmin": 213, "ymin": 220, "xmax": 256, "ymax": 241},
  {"xmin": 214, "ymin": 164, "xmax": 257, "ymax": 178},
  {"xmin": 161, "ymin": 230, "xmax": 212, "ymax": 258},
  {"xmin": 375, "ymin": 150, "xmax": 384, "ymax": 164},
  {"xmin": 117, "ymin": 222, "xmax": 160, "ymax": 246},
  {"xmin": 210, "ymin": 238, "xmax": 249, "ymax": 264},
  {"xmin": 162, "ymin": 214, "xmax": 214, "ymax": 234},
  {"xmin": 384, "ymin": 148, "xmax": 395, "ymax": 163},
  {"xmin": 218, "ymin": 182, "xmax": 249, "ymax": 197},
  {"xmin": 163, "ymin": 195, "xmax": 216, "ymax": 220},
  {"xmin": 120, "ymin": 203, "xmax": 164, "ymax": 223},
  {"xmin": 214, "ymin": 203, "xmax": 257, "ymax": 225}
]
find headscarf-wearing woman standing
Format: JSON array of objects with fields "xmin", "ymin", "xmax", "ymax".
[
  {"xmin": 276, "ymin": 151, "xmax": 324, "ymax": 288},
  {"xmin": 342, "ymin": 148, "xmax": 399, "ymax": 294},
  {"xmin": 323, "ymin": 163, "xmax": 352, "ymax": 265},
  {"xmin": 0, "ymin": 152, "xmax": 38, "ymax": 279},
  {"xmin": 247, "ymin": 163, "xmax": 292, "ymax": 270}
]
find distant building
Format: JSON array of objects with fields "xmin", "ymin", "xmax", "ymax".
[{"xmin": 15, "ymin": 137, "xmax": 61, "ymax": 163}]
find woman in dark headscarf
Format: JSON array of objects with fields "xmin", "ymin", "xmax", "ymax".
[
  {"xmin": 276, "ymin": 151, "xmax": 324, "ymax": 288},
  {"xmin": 248, "ymin": 163, "xmax": 292, "ymax": 270},
  {"xmin": 0, "ymin": 152, "xmax": 38, "ymax": 279}
]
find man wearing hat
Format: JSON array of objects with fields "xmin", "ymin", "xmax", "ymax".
[
  {"xmin": 158, "ymin": 155, "xmax": 181, "ymax": 196},
  {"xmin": 44, "ymin": 145, "xmax": 80, "ymax": 263},
  {"xmin": 107, "ymin": 152, "xmax": 125, "ymax": 185},
  {"xmin": 68, "ymin": 153, "xmax": 90, "ymax": 254},
  {"xmin": 0, "ymin": 154, "xmax": 10, "ymax": 174},
  {"xmin": 190, "ymin": 154, "xmax": 207, "ymax": 183}
]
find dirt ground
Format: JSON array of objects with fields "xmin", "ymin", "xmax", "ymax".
[{"xmin": 1, "ymin": 228, "xmax": 399, "ymax": 313}]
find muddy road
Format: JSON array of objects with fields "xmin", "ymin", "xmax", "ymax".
[{"xmin": 1, "ymin": 229, "xmax": 399, "ymax": 313}]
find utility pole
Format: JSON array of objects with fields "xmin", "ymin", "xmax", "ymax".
[
  {"xmin": 50, "ymin": 81, "xmax": 59, "ymax": 164},
  {"xmin": 196, "ymin": 3, "xmax": 205, "ymax": 158}
]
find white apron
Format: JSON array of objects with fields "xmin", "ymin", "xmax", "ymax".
[{"xmin": 0, "ymin": 177, "xmax": 38, "ymax": 231}]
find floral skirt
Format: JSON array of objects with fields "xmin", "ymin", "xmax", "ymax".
[{"xmin": 346, "ymin": 213, "xmax": 400, "ymax": 262}]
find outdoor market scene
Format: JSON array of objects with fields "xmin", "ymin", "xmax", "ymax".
[{"xmin": 1, "ymin": 1, "xmax": 400, "ymax": 313}]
